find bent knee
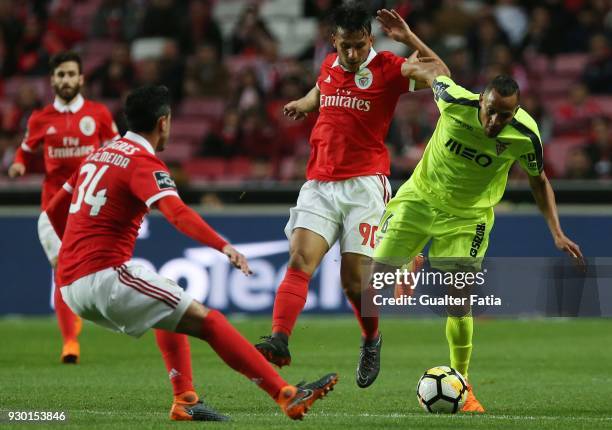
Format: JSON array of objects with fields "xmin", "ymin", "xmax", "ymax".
[{"xmin": 288, "ymin": 248, "xmax": 320, "ymax": 274}]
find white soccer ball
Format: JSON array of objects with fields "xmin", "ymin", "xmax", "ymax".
[{"xmin": 416, "ymin": 366, "xmax": 468, "ymax": 413}]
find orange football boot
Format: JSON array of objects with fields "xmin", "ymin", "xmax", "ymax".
[
  {"xmin": 60, "ymin": 339, "xmax": 80, "ymax": 364},
  {"xmin": 461, "ymin": 384, "xmax": 485, "ymax": 413},
  {"xmin": 170, "ymin": 391, "xmax": 229, "ymax": 421},
  {"xmin": 277, "ymin": 373, "xmax": 338, "ymax": 420}
]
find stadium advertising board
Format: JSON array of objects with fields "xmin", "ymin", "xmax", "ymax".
[{"xmin": 1, "ymin": 212, "xmax": 611, "ymax": 316}]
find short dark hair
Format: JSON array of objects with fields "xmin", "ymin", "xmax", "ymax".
[
  {"xmin": 49, "ymin": 51, "xmax": 82, "ymax": 75},
  {"xmin": 485, "ymin": 75, "xmax": 520, "ymax": 98},
  {"xmin": 125, "ymin": 85, "xmax": 171, "ymax": 133},
  {"xmin": 332, "ymin": 1, "xmax": 372, "ymax": 35}
]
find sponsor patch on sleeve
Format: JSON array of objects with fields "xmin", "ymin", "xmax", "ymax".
[
  {"xmin": 432, "ymin": 80, "xmax": 450, "ymax": 101},
  {"xmin": 154, "ymin": 171, "xmax": 176, "ymax": 190},
  {"xmin": 520, "ymin": 153, "xmax": 539, "ymax": 171}
]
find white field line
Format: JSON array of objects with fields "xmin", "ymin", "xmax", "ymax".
[{"xmin": 22, "ymin": 410, "xmax": 611, "ymax": 422}]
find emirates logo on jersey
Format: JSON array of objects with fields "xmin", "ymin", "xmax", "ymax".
[{"xmin": 320, "ymin": 88, "xmax": 371, "ymax": 112}]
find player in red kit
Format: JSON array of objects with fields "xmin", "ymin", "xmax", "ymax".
[
  {"xmin": 8, "ymin": 51, "xmax": 119, "ymax": 364},
  {"xmin": 44, "ymin": 85, "xmax": 337, "ymax": 421},
  {"xmin": 255, "ymin": 5, "xmax": 448, "ymax": 388}
]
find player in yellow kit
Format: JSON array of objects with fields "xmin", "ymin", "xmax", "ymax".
[{"xmin": 374, "ymin": 59, "xmax": 585, "ymax": 412}]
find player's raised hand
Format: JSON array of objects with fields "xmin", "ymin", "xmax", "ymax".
[
  {"xmin": 376, "ymin": 9, "xmax": 411, "ymax": 42},
  {"xmin": 283, "ymin": 100, "xmax": 308, "ymax": 121},
  {"xmin": 407, "ymin": 49, "xmax": 420, "ymax": 63},
  {"xmin": 554, "ymin": 233, "xmax": 586, "ymax": 272},
  {"xmin": 8, "ymin": 162, "xmax": 25, "ymax": 178},
  {"xmin": 222, "ymin": 244, "xmax": 253, "ymax": 276}
]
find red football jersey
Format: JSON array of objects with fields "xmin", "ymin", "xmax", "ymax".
[
  {"xmin": 14, "ymin": 95, "xmax": 118, "ymax": 209},
  {"xmin": 56, "ymin": 132, "xmax": 178, "ymax": 287},
  {"xmin": 307, "ymin": 50, "xmax": 410, "ymax": 181}
]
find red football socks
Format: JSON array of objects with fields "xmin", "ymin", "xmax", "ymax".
[
  {"xmin": 154, "ymin": 329, "xmax": 195, "ymax": 395},
  {"xmin": 200, "ymin": 310, "xmax": 287, "ymax": 398},
  {"xmin": 54, "ymin": 284, "xmax": 81, "ymax": 343},
  {"xmin": 272, "ymin": 268, "xmax": 310, "ymax": 337},
  {"xmin": 347, "ymin": 289, "xmax": 379, "ymax": 341}
]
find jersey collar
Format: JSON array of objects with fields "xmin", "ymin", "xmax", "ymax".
[
  {"xmin": 332, "ymin": 48, "xmax": 377, "ymax": 72},
  {"xmin": 123, "ymin": 131, "xmax": 155, "ymax": 155},
  {"xmin": 53, "ymin": 94, "xmax": 84, "ymax": 113}
]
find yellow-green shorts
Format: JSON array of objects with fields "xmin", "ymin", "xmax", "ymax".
[{"xmin": 373, "ymin": 183, "xmax": 494, "ymax": 272}]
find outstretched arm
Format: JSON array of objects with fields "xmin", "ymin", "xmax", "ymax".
[
  {"xmin": 376, "ymin": 9, "xmax": 450, "ymax": 77},
  {"xmin": 400, "ymin": 58, "xmax": 450, "ymax": 88},
  {"xmin": 283, "ymin": 85, "xmax": 320, "ymax": 120},
  {"xmin": 155, "ymin": 195, "xmax": 251, "ymax": 275},
  {"xmin": 528, "ymin": 172, "xmax": 585, "ymax": 269}
]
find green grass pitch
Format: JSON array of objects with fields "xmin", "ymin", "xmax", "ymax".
[{"xmin": 1, "ymin": 316, "xmax": 612, "ymax": 429}]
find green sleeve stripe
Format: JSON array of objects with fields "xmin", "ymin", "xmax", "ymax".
[{"xmin": 510, "ymin": 118, "xmax": 544, "ymax": 173}]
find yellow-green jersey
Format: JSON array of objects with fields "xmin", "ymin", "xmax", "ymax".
[{"xmin": 408, "ymin": 75, "xmax": 543, "ymax": 217}]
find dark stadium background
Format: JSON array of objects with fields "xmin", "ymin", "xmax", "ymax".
[{"xmin": 0, "ymin": 0, "xmax": 610, "ymax": 204}]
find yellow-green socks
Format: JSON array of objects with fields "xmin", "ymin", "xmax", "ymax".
[{"xmin": 445, "ymin": 315, "xmax": 473, "ymax": 380}]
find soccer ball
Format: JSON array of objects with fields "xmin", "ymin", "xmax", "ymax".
[{"xmin": 416, "ymin": 366, "xmax": 468, "ymax": 413}]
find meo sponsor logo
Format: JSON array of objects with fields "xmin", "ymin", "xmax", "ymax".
[
  {"xmin": 445, "ymin": 139, "xmax": 493, "ymax": 167},
  {"xmin": 154, "ymin": 171, "xmax": 176, "ymax": 190}
]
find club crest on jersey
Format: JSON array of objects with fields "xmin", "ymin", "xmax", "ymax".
[
  {"xmin": 154, "ymin": 171, "xmax": 176, "ymax": 190},
  {"xmin": 79, "ymin": 116, "xmax": 96, "ymax": 136},
  {"xmin": 495, "ymin": 139, "xmax": 509, "ymax": 155},
  {"xmin": 355, "ymin": 67, "xmax": 373, "ymax": 89}
]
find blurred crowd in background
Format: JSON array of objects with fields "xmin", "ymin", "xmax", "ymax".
[{"xmin": 0, "ymin": 0, "xmax": 611, "ymax": 184}]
